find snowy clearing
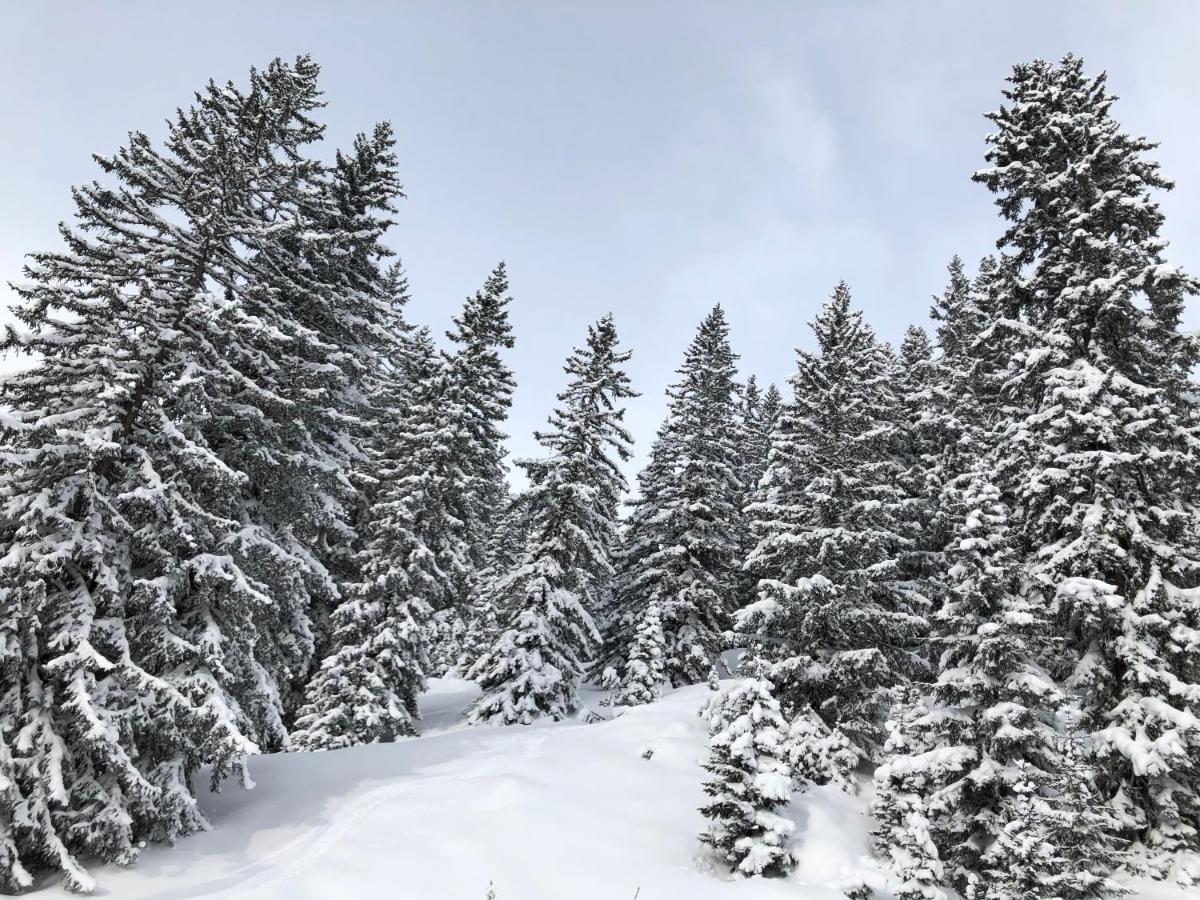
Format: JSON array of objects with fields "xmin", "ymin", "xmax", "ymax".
[{"xmin": 37, "ymin": 679, "xmax": 879, "ymax": 899}]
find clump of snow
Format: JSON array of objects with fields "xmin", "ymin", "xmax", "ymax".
[{"xmin": 37, "ymin": 678, "xmax": 879, "ymax": 899}]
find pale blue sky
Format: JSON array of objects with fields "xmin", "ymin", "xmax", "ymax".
[{"xmin": 3, "ymin": 2, "xmax": 1198, "ymax": 486}]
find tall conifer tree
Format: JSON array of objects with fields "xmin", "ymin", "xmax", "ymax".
[
  {"xmin": 469, "ymin": 316, "xmax": 636, "ymax": 724},
  {"xmin": 427, "ymin": 265, "xmax": 517, "ymax": 671},
  {"xmin": 973, "ymin": 55, "xmax": 1200, "ymax": 867},
  {"xmin": 604, "ymin": 307, "xmax": 745, "ymax": 694},
  {"xmin": 741, "ymin": 284, "xmax": 928, "ymax": 764},
  {"xmin": 0, "ymin": 56, "xmax": 358, "ymax": 891}
]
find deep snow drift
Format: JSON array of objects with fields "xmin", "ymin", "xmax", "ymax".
[{"xmin": 36, "ymin": 678, "xmax": 1194, "ymax": 899}]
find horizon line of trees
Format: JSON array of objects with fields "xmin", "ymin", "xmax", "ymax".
[{"xmin": 0, "ymin": 51, "xmax": 1197, "ymax": 900}]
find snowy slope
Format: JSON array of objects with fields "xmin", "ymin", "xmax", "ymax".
[
  {"xmin": 37, "ymin": 679, "xmax": 877, "ymax": 899},
  {"xmin": 34, "ymin": 677, "xmax": 1194, "ymax": 899}
]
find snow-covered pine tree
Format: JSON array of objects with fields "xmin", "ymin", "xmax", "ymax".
[
  {"xmin": 741, "ymin": 379, "xmax": 782, "ymax": 500},
  {"xmin": 974, "ymin": 54, "xmax": 1200, "ymax": 869},
  {"xmin": 443, "ymin": 264, "xmax": 517, "ymax": 575},
  {"xmin": 614, "ymin": 603, "xmax": 667, "ymax": 707},
  {"xmin": 738, "ymin": 375, "xmax": 765, "ymax": 494},
  {"xmin": 699, "ymin": 678, "xmax": 796, "ymax": 878},
  {"xmin": 930, "ymin": 256, "xmax": 986, "ymax": 370},
  {"xmin": 894, "ymin": 259, "xmax": 999, "ymax": 622},
  {"xmin": 0, "ymin": 56, "xmax": 340, "ymax": 892},
  {"xmin": 924, "ymin": 255, "xmax": 997, "ymax": 518},
  {"xmin": 591, "ymin": 422, "xmax": 674, "ymax": 682},
  {"xmin": 873, "ymin": 241, "xmax": 1125, "ymax": 897},
  {"xmin": 291, "ymin": 325, "xmax": 471, "ymax": 749},
  {"xmin": 468, "ymin": 315, "xmax": 636, "ymax": 724},
  {"xmin": 291, "ymin": 122, "xmax": 408, "ymax": 657},
  {"xmin": 895, "ymin": 326, "xmax": 942, "ymax": 588},
  {"xmin": 605, "ymin": 306, "xmax": 745, "ymax": 692},
  {"xmin": 458, "ymin": 492, "xmax": 534, "ymax": 675},
  {"xmin": 425, "ymin": 265, "xmax": 517, "ymax": 672},
  {"xmin": 252, "ymin": 125, "xmax": 410, "ymax": 718},
  {"xmin": 734, "ymin": 376, "xmax": 783, "ymax": 609},
  {"xmin": 707, "ymin": 664, "xmax": 722, "ymax": 692},
  {"xmin": 740, "ymin": 283, "xmax": 929, "ymax": 765},
  {"xmin": 872, "ymin": 474, "xmax": 1120, "ymax": 899}
]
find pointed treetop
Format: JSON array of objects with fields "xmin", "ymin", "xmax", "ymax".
[
  {"xmin": 808, "ymin": 281, "xmax": 876, "ymax": 358},
  {"xmin": 447, "ymin": 261, "xmax": 514, "ymax": 351},
  {"xmin": 899, "ymin": 325, "xmax": 934, "ymax": 368}
]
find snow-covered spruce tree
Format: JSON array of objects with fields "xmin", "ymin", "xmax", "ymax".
[
  {"xmin": 897, "ymin": 255, "xmax": 1018, "ymax": 635},
  {"xmin": 740, "ymin": 283, "xmax": 929, "ymax": 765},
  {"xmin": 606, "ymin": 306, "xmax": 745, "ymax": 693},
  {"xmin": 425, "ymin": 265, "xmax": 517, "ymax": 673},
  {"xmin": 165, "ymin": 65, "xmax": 414, "ymax": 733},
  {"xmin": 740, "ymin": 379, "xmax": 782, "ymax": 501},
  {"xmin": 870, "ymin": 692, "xmax": 947, "ymax": 900},
  {"xmin": 734, "ymin": 376, "xmax": 783, "ymax": 608},
  {"xmin": 299, "ymin": 263, "xmax": 413, "ymax": 670},
  {"xmin": 591, "ymin": 422, "xmax": 674, "ymax": 683},
  {"xmin": 468, "ymin": 316, "xmax": 636, "ymax": 724},
  {"xmin": 974, "ymin": 54, "xmax": 1200, "ymax": 869},
  {"xmin": 895, "ymin": 326, "xmax": 942, "ymax": 585},
  {"xmin": 872, "ymin": 245, "xmax": 1121, "ymax": 897},
  {"xmin": 922, "ymin": 255, "xmax": 997, "ymax": 516},
  {"xmin": 0, "ymin": 56, "xmax": 342, "ymax": 892},
  {"xmin": 256, "ymin": 125, "xmax": 411, "ymax": 715},
  {"xmin": 894, "ymin": 265, "xmax": 998, "ymax": 617},
  {"xmin": 458, "ymin": 492, "xmax": 535, "ymax": 675},
  {"xmin": 872, "ymin": 473, "xmax": 1121, "ymax": 900},
  {"xmin": 614, "ymin": 602, "xmax": 667, "ymax": 707},
  {"xmin": 738, "ymin": 375, "xmax": 765, "ymax": 496},
  {"xmin": 443, "ymin": 264, "xmax": 517, "ymax": 574},
  {"xmin": 291, "ymin": 325, "xmax": 471, "ymax": 749},
  {"xmin": 292, "ymin": 123, "xmax": 408, "ymax": 636},
  {"xmin": 699, "ymin": 678, "xmax": 796, "ymax": 877}
]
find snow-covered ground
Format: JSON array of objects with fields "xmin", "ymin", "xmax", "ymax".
[
  {"xmin": 36, "ymin": 678, "xmax": 876, "ymax": 899},
  {"xmin": 34, "ymin": 677, "xmax": 1194, "ymax": 899}
]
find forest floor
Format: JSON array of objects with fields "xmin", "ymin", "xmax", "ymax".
[{"xmin": 36, "ymin": 678, "xmax": 1195, "ymax": 899}]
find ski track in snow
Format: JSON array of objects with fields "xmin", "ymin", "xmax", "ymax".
[{"xmin": 35, "ymin": 677, "xmax": 1196, "ymax": 900}]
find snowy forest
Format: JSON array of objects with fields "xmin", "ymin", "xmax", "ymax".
[{"xmin": 1, "ymin": 47, "xmax": 1199, "ymax": 900}]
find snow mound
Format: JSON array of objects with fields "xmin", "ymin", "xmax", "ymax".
[{"xmin": 37, "ymin": 678, "xmax": 880, "ymax": 899}]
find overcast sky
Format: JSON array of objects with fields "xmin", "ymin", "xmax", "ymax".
[{"xmin": 3, "ymin": 1, "xmax": 1199, "ymax": 487}]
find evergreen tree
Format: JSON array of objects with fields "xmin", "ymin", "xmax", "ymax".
[
  {"xmin": 425, "ymin": 265, "xmax": 516, "ymax": 672},
  {"xmin": 740, "ymin": 283, "xmax": 928, "ymax": 765},
  {"xmin": 427, "ymin": 609, "xmax": 470, "ymax": 678},
  {"xmin": 591, "ymin": 423, "xmax": 674, "ymax": 682},
  {"xmin": 614, "ymin": 603, "xmax": 667, "ymax": 707},
  {"xmin": 457, "ymin": 492, "xmax": 534, "ymax": 675},
  {"xmin": 974, "ymin": 54, "xmax": 1200, "ymax": 867},
  {"xmin": 872, "ymin": 476, "xmax": 1120, "ymax": 899},
  {"xmin": 895, "ymin": 325, "xmax": 941, "ymax": 587},
  {"xmin": 468, "ymin": 316, "xmax": 636, "ymax": 724},
  {"xmin": 295, "ymin": 123, "xmax": 408, "ymax": 660},
  {"xmin": 738, "ymin": 375, "xmax": 765, "ymax": 495},
  {"xmin": 605, "ymin": 306, "xmax": 745, "ymax": 692},
  {"xmin": 699, "ymin": 678, "xmax": 797, "ymax": 878},
  {"xmin": 0, "ymin": 56, "xmax": 344, "ymax": 891},
  {"xmin": 930, "ymin": 256, "xmax": 986, "ymax": 367},
  {"xmin": 442, "ymin": 264, "xmax": 517, "ymax": 576},
  {"xmin": 922, "ymin": 255, "xmax": 997, "ymax": 542},
  {"xmin": 744, "ymin": 381, "xmax": 782, "ymax": 497},
  {"xmin": 291, "ymin": 328, "xmax": 467, "ymax": 749},
  {"xmin": 735, "ymin": 376, "xmax": 783, "ymax": 608}
]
